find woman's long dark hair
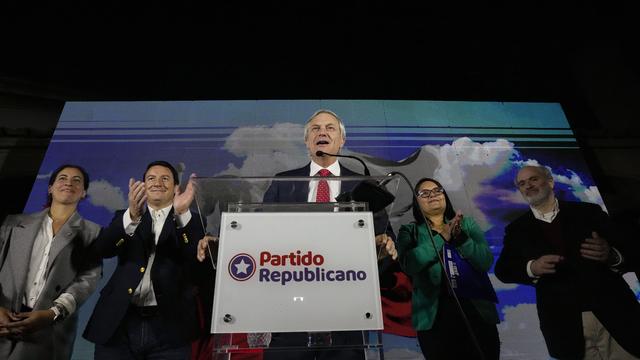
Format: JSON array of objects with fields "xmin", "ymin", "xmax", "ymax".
[{"xmin": 412, "ymin": 177, "xmax": 456, "ymax": 224}]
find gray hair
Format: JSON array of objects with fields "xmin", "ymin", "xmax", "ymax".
[
  {"xmin": 515, "ymin": 165, "xmax": 553, "ymax": 185},
  {"xmin": 303, "ymin": 109, "xmax": 347, "ymax": 141}
]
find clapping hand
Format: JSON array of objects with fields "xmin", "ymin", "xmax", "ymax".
[
  {"xmin": 128, "ymin": 178, "xmax": 146, "ymax": 221},
  {"xmin": 174, "ymin": 173, "xmax": 197, "ymax": 215},
  {"xmin": 442, "ymin": 211, "xmax": 464, "ymax": 242},
  {"xmin": 580, "ymin": 231, "xmax": 611, "ymax": 263}
]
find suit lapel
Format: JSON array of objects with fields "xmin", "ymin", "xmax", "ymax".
[
  {"xmin": 339, "ymin": 164, "xmax": 358, "ymax": 176},
  {"xmin": 46, "ymin": 211, "xmax": 82, "ymax": 273},
  {"xmin": 9, "ymin": 210, "xmax": 47, "ymax": 300},
  {"xmin": 339, "ymin": 164, "xmax": 359, "ymax": 193},
  {"xmin": 139, "ymin": 211, "xmax": 154, "ymax": 256},
  {"xmin": 293, "ymin": 164, "xmax": 311, "ymax": 202},
  {"xmin": 416, "ymin": 222, "xmax": 444, "ymax": 252}
]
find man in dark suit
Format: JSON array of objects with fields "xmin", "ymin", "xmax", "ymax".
[
  {"xmin": 495, "ymin": 165, "xmax": 640, "ymax": 360},
  {"xmin": 84, "ymin": 160, "xmax": 211, "ymax": 359},
  {"xmin": 262, "ymin": 109, "xmax": 396, "ymax": 360}
]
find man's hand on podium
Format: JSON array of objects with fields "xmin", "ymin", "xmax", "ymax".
[
  {"xmin": 197, "ymin": 235, "xmax": 219, "ymax": 262},
  {"xmin": 376, "ymin": 234, "xmax": 397, "ymax": 260}
]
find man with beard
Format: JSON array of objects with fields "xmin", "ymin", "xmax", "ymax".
[
  {"xmin": 495, "ymin": 165, "xmax": 640, "ymax": 360},
  {"xmin": 84, "ymin": 161, "xmax": 210, "ymax": 359}
]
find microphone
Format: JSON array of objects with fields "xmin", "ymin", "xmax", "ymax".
[
  {"xmin": 377, "ymin": 172, "xmax": 396, "ymax": 187},
  {"xmin": 315, "ymin": 151, "xmax": 371, "ymax": 176}
]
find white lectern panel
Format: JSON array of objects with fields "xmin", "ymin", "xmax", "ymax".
[{"xmin": 211, "ymin": 212, "xmax": 384, "ymax": 333}]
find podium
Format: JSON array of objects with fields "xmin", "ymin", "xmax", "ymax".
[{"xmin": 193, "ymin": 175, "xmax": 401, "ymax": 359}]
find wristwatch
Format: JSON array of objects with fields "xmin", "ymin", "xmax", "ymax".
[{"xmin": 51, "ymin": 303, "xmax": 67, "ymax": 323}]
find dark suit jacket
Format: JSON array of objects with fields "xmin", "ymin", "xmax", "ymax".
[
  {"xmin": 494, "ymin": 201, "xmax": 640, "ymax": 359},
  {"xmin": 263, "ymin": 163, "xmax": 392, "ymax": 237},
  {"xmin": 83, "ymin": 208, "xmax": 209, "ymax": 346},
  {"xmin": 263, "ymin": 162, "xmax": 359, "ymax": 203}
]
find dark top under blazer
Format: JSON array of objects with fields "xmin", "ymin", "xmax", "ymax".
[
  {"xmin": 494, "ymin": 201, "xmax": 640, "ymax": 359},
  {"xmin": 83, "ymin": 208, "xmax": 209, "ymax": 345}
]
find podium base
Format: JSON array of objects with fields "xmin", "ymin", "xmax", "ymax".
[
  {"xmin": 210, "ymin": 330, "xmax": 384, "ymax": 360},
  {"xmin": 307, "ymin": 331, "xmax": 332, "ymax": 347}
]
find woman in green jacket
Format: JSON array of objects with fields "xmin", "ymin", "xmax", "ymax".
[{"xmin": 397, "ymin": 177, "xmax": 500, "ymax": 360}]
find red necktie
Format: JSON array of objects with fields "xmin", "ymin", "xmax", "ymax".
[{"xmin": 315, "ymin": 169, "xmax": 332, "ymax": 202}]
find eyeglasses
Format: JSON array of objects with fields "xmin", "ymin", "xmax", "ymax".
[{"xmin": 417, "ymin": 187, "xmax": 445, "ymax": 198}]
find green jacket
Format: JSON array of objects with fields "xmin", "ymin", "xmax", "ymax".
[{"xmin": 397, "ymin": 217, "xmax": 499, "ymax": 331}]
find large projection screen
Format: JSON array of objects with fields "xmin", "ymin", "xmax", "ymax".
[{"xmin": 22, "ymin": 100, "xmax": 640, "ymax": 360}]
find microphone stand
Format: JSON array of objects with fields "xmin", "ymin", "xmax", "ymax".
[{"xmin": 315, "ymin": 151, "xmax": 370, "ymax": 176}]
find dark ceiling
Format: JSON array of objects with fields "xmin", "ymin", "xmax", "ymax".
[{"xmin": 1, "ymin": 3, "xmax": 637, "ymax": 106}]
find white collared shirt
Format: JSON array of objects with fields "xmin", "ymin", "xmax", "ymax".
[
  {"xmin": 122, "ymin": 204, "xmax": 191, "ymax": 306},
  {"xmin": 530, "ymin": 198, "xmax": 560, "ymax": 224},
  {"xmin": 308, "ymin": 160, "xmax": 342, "ymax": 202},
  {"xmin": 24, "ymin": 213, "xmax": 77, "ymax": 315}
]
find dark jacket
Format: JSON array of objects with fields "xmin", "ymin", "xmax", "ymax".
[
  {"xmin": 263, "ymin": 162, "xmax": 359, "ymax": 203},
  {"xmin": 263, "ymin": 163, "xmax": 391, "ymax": 238},
  {"xmin": 495, "ymin": 201, "xmax": 640, "ymax": 359},
  {"xmin": 83, "ymin": 208, "xmax": 209, "ymax": 345},
  {"xmin": 397, "ymin": 218, "xmax": 499, "ymax": 331}
]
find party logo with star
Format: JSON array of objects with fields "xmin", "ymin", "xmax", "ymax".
[{"xmin": 228, "ymin": 253, "xmax": 256, "ymax": 281}]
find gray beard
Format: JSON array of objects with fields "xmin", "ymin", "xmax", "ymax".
[{"xmin": 525, "ymin": 187, "xmax": 552, "ymax": 207}]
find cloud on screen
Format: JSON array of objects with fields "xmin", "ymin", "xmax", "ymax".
[{"xmin": 87, "ymin": 179, "xmax": 127, "ymax": 212}]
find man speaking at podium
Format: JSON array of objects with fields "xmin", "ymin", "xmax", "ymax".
[{"xmin": 263, "ymin": 109, "xmax": 396, "ymax": 360}]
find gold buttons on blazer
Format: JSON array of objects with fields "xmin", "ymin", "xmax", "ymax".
[
  {"xmin": 127, "ymin": 288, "xmax": 133, "ymax": 294},
  {"xmin": 182, "ymin": 233, "xmax": 188, "ymax": 244},
  {"xmin": 139, "ymin": 267, "xmax": 145, "ymax": 273},
  {"xmin": 116, "ymin": 238, "xmax": 125, "ymax": 247}
]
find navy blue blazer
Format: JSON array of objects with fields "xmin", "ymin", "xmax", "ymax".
[{"xmin": 83, "ymin": 208, "xmax": 210, "ymax": 345}]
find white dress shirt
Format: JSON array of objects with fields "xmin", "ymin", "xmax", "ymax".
[
  {"xmin": 308, "ymin": 160, "xmax": 342, "ymax": 202},
  {"xmin": 123, "ymin": 204, "xmax": 191, "ymax": 306},
  {"xmin": 530, "ymin": 198, "xmax": 560, "ymax": 224},
  {"xmin": 24, "ymin": 214, "xmax": 77, "ymax": 315}
]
